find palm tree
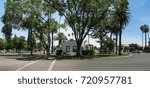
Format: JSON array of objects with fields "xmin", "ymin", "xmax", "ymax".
[
  {"xmin": 141, "ymin": 24, "xmax": 149, "ymax": 47},
  {"xmin": 114, "ymin": 0, "xmax": 130, "ymax": 55},
  {"xmin": 140, "ymin": 25, "xmax": 145, "ymax": 50},
  {"xmin": 111, "ymin": 23, "xmax": 119, "ymax": 54},
  {"xmin": 110, "ymin": 13, "xmax": 120, "ymax": 54},
  {"xmin": 55, "ymin": 32, "xmax": 68, "ymax": 49}
]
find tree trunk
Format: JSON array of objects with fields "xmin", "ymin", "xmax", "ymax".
[
  {"xmin": 76, "ymin": 41, "xmax": 82, "ymax": 57},
  {"xmin": 119, "ymin": 30, "xmax": 122, "ymax": 55},
  {"xmin": 30, "ymin": 48, "xmax": 33, "ymax": 55},
  {"xmin": 47, "ymin": 10, "xmax": 51, "ymax": 56},
  {"xmin": 58, "ymin": 40, "xmax": 62, "ymax": 49},
  {"xmin": 115, "ymin": 33, "xmax": 118, "ymax": 54},
  {"xmin": 28, "ymin": 29, "xmax": 33, "ymax": 56},
  {"xmin": 110, "ymin": 32, "xmax": 113, "ymax": 39},
  {"xmin": 46, "ymin": 33, "xmax": 51, "ymax": 55},
  {"xmin": 100, "ymin": 42, "xmax": 102, "ymax": 54},
  {"xmin": 148, "ymin": 33, "xmax": 150, "ymax": 46},
  {"xmin": 145, "ymin": 32, "xmax": 147, "ymax": 48},
  {"xmin": 46, "ymin": 47, "xmax": 50, "ymax": 55},
  {"xmin": 99, "ymin": 37, "xmax": 103, "ymax": 54},
  {"xmin": 109, "ymin": 33, "xmax": 112, "ymax": 54},
  {"xmin": 31, "ymin": 29, "xmax": 34, "ymax": 56},
  {"xmin": 51, "ymin": 31, "xmax": 54, "ymax": 54},
  {"xmin": 142, "ymin": 32, "xmax": 144, "ymax": 51}
]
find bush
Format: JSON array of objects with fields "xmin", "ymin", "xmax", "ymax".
[
  {"xmin": 82, "ymin": 49, "xmax": 95, "ymax": 56},
  {"xmin": 56, "ymin": 50, "xmax": 62, "ymax": 55}
]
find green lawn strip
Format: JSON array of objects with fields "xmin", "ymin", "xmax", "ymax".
[
  {"xmin": 21, "ymin": 54, "xmax": 56, "ymax": 60},
  {"xmin": 20, "ymin": 54, "xmax": 128, "ymax": 60},
  {"xmin": 54, "ymin": 54, "xmax": 128, "ymax": 59},
  {"xmin": 94, "ymin": 54, "xmax": 128, "ymax": 59},
  {"xmin": 55, "ymin": 55, "xmax": 93, "ymax": 59}
]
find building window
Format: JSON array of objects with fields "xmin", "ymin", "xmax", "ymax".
[
  {"xmin": 66, "ymin": 46, "xmax": 70, "ymax": 52},
  {"xmin": 73, "ymin": 46, "xmax": 77, "ymax": 52}
]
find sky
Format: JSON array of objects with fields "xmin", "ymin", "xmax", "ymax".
[{"xmin": 0, "ymin": 0, "xmax": 150, "ymax": 47}]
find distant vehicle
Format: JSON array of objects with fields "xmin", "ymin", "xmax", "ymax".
[{"xmin": 132, "ymin": 50, "xmax": 142, "ymax": 53}]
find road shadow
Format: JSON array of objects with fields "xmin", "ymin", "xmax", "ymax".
[
  {"xmin": 15, "ymin": 56, "xmax": 38, "ymax": 61},
  {"xmin": 0, "ymin": 54, "xmax": 20, "ymax": 56},
  {"xmin": 0, "ymin": 55, "xmax": 38, "ymax": 61},
  {"xmin": 15, "ymin": 56, "xmax": 54, "ymax": 61}
]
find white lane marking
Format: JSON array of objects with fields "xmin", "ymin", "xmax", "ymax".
[
  {"xmin": 16, "ymin": 60, "xmax": 40, "ymax": 71},
  {"xmin": 48, "ymin": 59, "xmax": 56, "ymax": 71}
]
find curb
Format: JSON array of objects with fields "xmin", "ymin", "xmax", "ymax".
[
  {"xmin": 48, "ymin": 57, "xmax": 55, "ymax": 60},
  {"xmin": 94, "ymin": 54, "xmax": 133, "ymax": 59}
]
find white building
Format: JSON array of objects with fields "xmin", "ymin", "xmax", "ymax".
[
  {"xmin": 61, "ymin": 40, "xmax": 77, "ymax": 56},
  {"xmin": 61, "ymin": 39, "xmax": 90, "ymax": 56}
]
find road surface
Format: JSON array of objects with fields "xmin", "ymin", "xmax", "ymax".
[{"xmin": 0, "ymin": 53, "xmax": 150, "ymax": 71}]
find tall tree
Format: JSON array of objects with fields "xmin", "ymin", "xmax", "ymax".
[
  {"xmin": 22, "ymin": 15, "xmax": 36, "ymax": 55},
  {"xmin": 110, "ymin": 13, "xmax": 120, "ymax": 54},
  {"xmin": 149, "ymin": 38, "xmax": 150, "ymax": 47},
  {"xmin": 45, "ymin": 0, "xmax": 113, "ymax": 56},
  {"xmin": 140, "ymin": 24, "xmax": 149, "ymax": 47},
  {"xmin": 114, "ymin": 0, "xmax": 130, "ymax": 55},
  {"xmin": 1, "ymin": 0, "xmax": 14, "ymax": 42},
  {"xmin": 140, "ymin": 25, "xmax": 145, "ymax": 50},
  {"xmin": 91, "ymin": 16, "xmax": 110, "ymax": 53},
  {"xmin": 3, "ymin": 0, "xmax": 58, "ymax": 55}
]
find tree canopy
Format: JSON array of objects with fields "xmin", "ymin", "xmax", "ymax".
[{"xmin": 1, "ymin": 0, "xmax": 131, "ymax": 57}]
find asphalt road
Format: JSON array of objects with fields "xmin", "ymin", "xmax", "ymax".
[
  {"xmin": 0, "ymin": 55, "xmax": 54, "ymax": 71},
  {"xmin": 0, "ymin": 53, "xmax": 150, "ymax": 71}
]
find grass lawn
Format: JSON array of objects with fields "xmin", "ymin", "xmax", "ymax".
[
  {"xmin": 95, "ymin": 54, "xmax": 127, "ymax": 57},
  {"xmin": 21, "ymin": 53, "xmax": 128, "ymax": 60},
  {"xmin": 94, "ymin": 54, "xmax": 128, "ymax": 59},
  {"xmin": 21, "ymin": 54, "xmax": 53, "ymax": 60}
]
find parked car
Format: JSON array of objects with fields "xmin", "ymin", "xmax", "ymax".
[{"xmin": 132, "ymin": 50, "xmax": 142, "ymax": 53}]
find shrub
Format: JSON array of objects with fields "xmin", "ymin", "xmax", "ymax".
[{"xmin": 82, "ymin": 49, "xmax": 95, "ymax": 56}]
